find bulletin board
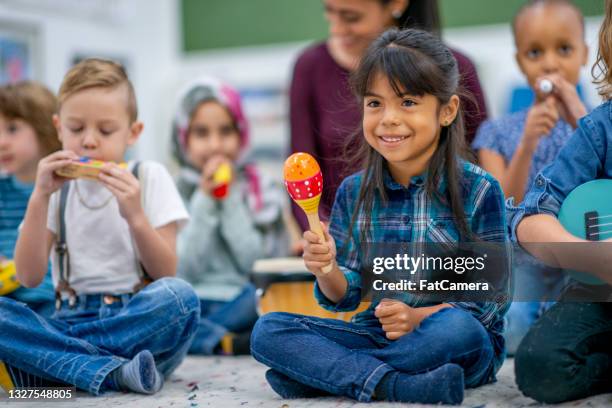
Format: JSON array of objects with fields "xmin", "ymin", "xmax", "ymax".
[{"xmin": 0, "ymin": 20, "xmax": 39, "ymax": 84}]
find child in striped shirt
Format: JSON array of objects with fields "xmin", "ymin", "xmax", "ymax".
[{"xmin": 0, "ymin": 81, "xmax": 60, "ymax": 315}]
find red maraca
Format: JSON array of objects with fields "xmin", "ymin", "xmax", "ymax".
[
  {"xmin": 284, "ymin": 152, "xmax": 331, "ymax": 273},
  {"xmin": 211, "ymin": 162, "xmax": 232, "ymax": 199}
]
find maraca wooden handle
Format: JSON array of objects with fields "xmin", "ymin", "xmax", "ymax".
[{"xmin": 306, "ymin": 213, "xmax": 333, "ymax": 274}]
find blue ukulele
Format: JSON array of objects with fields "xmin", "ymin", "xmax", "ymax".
[{"xmin": 557, "ymin": 179, "xmax": 612, "ymax": 285}]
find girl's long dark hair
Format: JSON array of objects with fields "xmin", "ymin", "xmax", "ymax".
[{"xmin": 347, "ymin": 28, "xmax": 472, "ymax": 248}]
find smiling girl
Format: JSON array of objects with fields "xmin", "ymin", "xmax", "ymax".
[
  {"xmin": 251, "ymin": 29, "xmax": 509, "ymax": 405},
  {"xmin": 289, "ymin": 0, "xmax": 489, "ymax": 233}
]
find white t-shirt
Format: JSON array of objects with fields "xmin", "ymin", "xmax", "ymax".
[{"xmin": 47, "ymin": 161, "xmax": 189, "ymax": 294}]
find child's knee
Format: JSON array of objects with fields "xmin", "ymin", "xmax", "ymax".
[
  {"xmin": 251, "ymin": 312, "xmax": 296, "ymax": 353},
  {"xmin": 422, "ymin": 307, "xmax": 493, "ymax": 364},
  {"xmin": 0, "ymin": 297, "xmax": 29, "ymax": 328},
  {"xmin": 146, "ymin": 277, "xmax": 200, "ymax": 317},
  {"xmin": 515, "ymin": 342, "xmax": 573, "ymax": 403},
  {"xmin": 0, "ymin": 296, "xmax": 22, "ymax": 315},
  {"xmin": 439, "ymin": 308, "xmax": 489, "ymax": 345},
  {"xmin": 0, "ymin": 296, "xmax": 13, "ymax": 308},
  {"xmin": 0, "ymin": 297, "xmax": 12, "ymax": 322},
  {"xmin": 251, "ymin": 313, "xmax": 275, "ymax": 347}
]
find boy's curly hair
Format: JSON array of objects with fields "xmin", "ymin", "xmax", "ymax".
[{"xmin": 593, "ymin": 0, "xmax": 612, "ymax": 99}]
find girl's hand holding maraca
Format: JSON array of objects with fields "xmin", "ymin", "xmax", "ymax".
[
  {"xmin": 284, "ymin": 152, "xmax": 333, "ymax": 273},
  {"xmin": 302, "ymin": 221, "xmax": 338, "ymax": 276},
  {"xmin": 302, "ymin": 221, "xmax": 347, "ymax": 303}
]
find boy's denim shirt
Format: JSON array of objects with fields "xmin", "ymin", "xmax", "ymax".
[{"xmin": 507, "ymin": 100, "xmax": 612, "ymax": 242}]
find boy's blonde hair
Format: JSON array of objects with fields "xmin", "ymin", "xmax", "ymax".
[
  {"xmin": 593, "ymin": 0, "xmax": 612, "ymax": 99},
  {"xmin": 0, "ymin": 81, "xmax": 61, "ymax": 156},
  {"xmin": 58, "ymin": 58, "xmax": 138, "ymax": 122}
]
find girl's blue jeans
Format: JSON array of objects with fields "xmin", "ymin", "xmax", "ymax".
[
  {"xmin": 250, "ymin": 307, "xmax": 497, "ymax": 402},
  {"xmin": 0, "ymin": 277, "xmax": 200, "ymax": 395},
  {"xmin": 188, "ymin": 284, "xmax": 259, "ymax": 355}
]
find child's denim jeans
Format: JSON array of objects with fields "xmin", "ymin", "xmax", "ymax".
[
  {"xmin": 515, "ymin": 283, "xmax": 612, "ymax": 403},
  {"xmin": 251, "ymin": 307, "xmax": 497, "ymax": 402},
  {"xmin": 504, "ymin": 256, "xmax": 566, "ymax": 355},
  {"xmin": 189, "ymin": 284, "xmax": 259, "ymax": 355},
  {"xmin": 0, "ymin": 277, "xmax": 199, "ymax": 395}
]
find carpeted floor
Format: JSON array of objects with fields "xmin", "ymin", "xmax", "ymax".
[{"xmin": 2, "ymin": 357, "xmax": 611, "ymax": 408}]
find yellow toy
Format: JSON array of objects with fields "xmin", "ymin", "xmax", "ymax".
[
  {"xmin": 55, "ymin": 157, "xmax": 127, "ymax": 180},
  {"xmin": 212, "ymin": 162, "xmax": 232, "ymax": 199},
  {"xmin": 0, "ymin": 259, "xmax": 19, "ymax": 296}
]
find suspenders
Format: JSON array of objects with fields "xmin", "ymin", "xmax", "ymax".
[{"xmin": 54, "ymin": 162, "xmax": 150, "ymax": 309}]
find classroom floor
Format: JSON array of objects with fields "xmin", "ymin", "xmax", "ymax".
[{"xmin": 2, "ymin": 357, "xmax": 610, "ymax": 408}]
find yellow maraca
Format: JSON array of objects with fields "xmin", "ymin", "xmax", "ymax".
[
  {"xmin": 212, "ymin": 162, "xmax": 232, "ymax": 199},
  {"xmin": 284, "ymin": 152, "xmax": 332, "ymax": 274}
]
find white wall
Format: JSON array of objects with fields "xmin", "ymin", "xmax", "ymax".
[{"xmin": 0, "ymin": 0, "xmax": 180, "ymax": 162}]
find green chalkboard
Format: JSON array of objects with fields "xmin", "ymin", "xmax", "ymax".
[
  {"xmin": 181, "ymin": 0, "xmax": 604, "ymax": 52},
  {"xmin": 181, "ymin": 0, "xmax": 328, "ymax": 51},
  {"xmin": 439, "ymin": 0, "xmax": 602, "ymax": 27}
]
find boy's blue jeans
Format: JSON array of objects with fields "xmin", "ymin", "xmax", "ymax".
[
  {"xmin": 251, "ymin": 307, "xmax": 496, "ymax": 402},
  {"xmin": 0, "ymin": 277, "xmax": 199, "ymax": 395},
  {"xmin": 515, "ymin": 283, "xmax": 612, "ymax": 403},
  {"xmin": 189, "ymin": 284, "xmax": 259, "ymax": 354}
]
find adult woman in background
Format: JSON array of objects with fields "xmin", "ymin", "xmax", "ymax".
[{"xmin": 290, "ymin": 0, "xmax": 488, "ymax": 231}]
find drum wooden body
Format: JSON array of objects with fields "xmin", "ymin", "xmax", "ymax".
[{"xmin": 251, "ymin": 258, "xmax": 368, "ymax": 321}]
